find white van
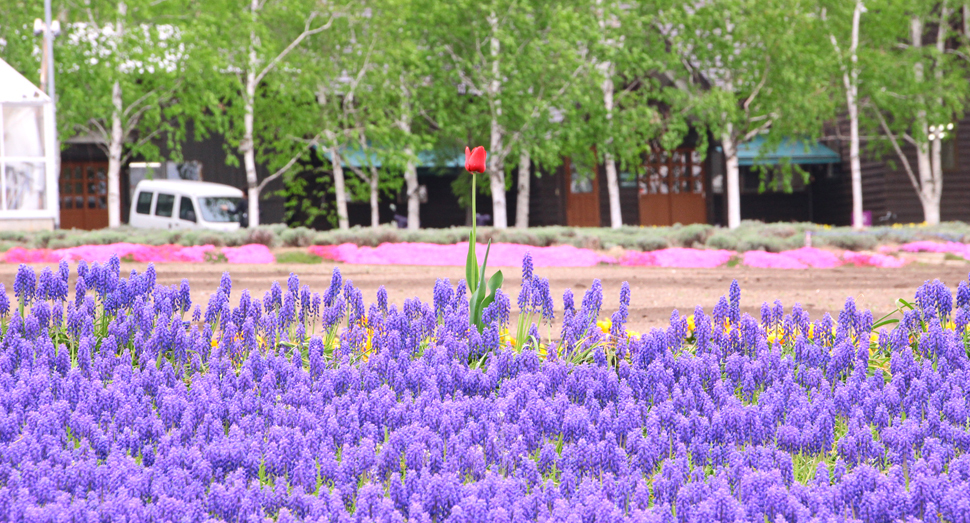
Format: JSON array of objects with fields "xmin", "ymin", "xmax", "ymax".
[{"xmin": 128, "ymin": 179, "xmax": 246, "ymax": 231}]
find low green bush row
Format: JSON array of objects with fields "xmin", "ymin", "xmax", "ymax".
[{"xmin": 1, "ymin": 220, "xmax": 968, "ymax": 253}]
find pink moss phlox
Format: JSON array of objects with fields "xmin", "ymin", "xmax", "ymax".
[
  {"xmin": 221, "ymin": 244, "xmax": 275, "ymax": 264},
  {"xmin": 1, "ymin": 243, "xmax": 273, "ymax": 264},
  {"xmin": 309, "ymin": 242, "xmax": 612, "ymax": 267},
  {"xmin": 842, "ymin": 250, "xmax": 908, "ymax": 268},
  {"xmin": 742, "ymin": 251, "xmax": 809, "ymax": 269},
  {"xmin": 619, "ymin": 247, "xmax": 735, "ymax": 268}
]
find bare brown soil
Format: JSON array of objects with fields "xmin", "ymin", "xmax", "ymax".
[{"xmin": 3, "ymin": 260, "xmax": 969, "ymax": 334}]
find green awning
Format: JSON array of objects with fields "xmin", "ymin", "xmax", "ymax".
[
  {"xmin": 319, "ymin": 145, "xmax": 465, "ymax": 169},
  {"xmin": 737, "ymin": 136, "xmax": 841, "ymax": 166}
]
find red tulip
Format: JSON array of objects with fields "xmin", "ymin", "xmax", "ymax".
[{"xmin": 465, "ymin": 146, "xmax": 487, "ymax": 173}]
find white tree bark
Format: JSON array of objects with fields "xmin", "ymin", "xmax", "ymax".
[
  {"xmin": 601, "ymin": 67, "xmax": 622, "ymax": 229},
  {"xmin": 242, "ymin": 0, "xmax": 260, "ymax": 228},
  {"xmin": 722, "ymin": 126, "xmax": 741, "ymax": 229},
  {"xmin": 368, "ymin": 165, "xmax": 380, "ymax": 228},
  {"xmin": 404, "ymin": 146, "xmax": 420, "ymax": 230},
  {"xmin": 911, "ymin": 14, "xmax": 943, "ymax": 225},
  {"xmin": 107, "ymin": 80, "xmax": 123, "ymax": 228},
  {"xmin": 330, "ymin": 144, "xmax": 349, "ymax": 229},
  {"xmin": 487, "ymin": 11, "xmax": 507, "ymax": 229},
  {"xmin": 596, "ymin": 1, "xmax": 622, "ymax": 229},
  {"xmin": 603, "ymin": 154, "xmax": 622, "ymax": 228},
  {"xmin": 846, "ymin": 1, "xmax": 864, "ymax": 229},
  {"xmin": 515, "ymin": 150, "xmax": 530, "ymax": 228}
]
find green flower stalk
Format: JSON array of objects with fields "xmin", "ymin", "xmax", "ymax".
[{"xmin": 464, "ymin": 146, "xmax": 503, "ymax": 331}]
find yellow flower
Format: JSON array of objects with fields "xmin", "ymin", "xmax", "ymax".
[
  {"xmin": 627, "ymin": 330, "xmax": 641, "ymax": 339},
  {"xmin": 597, "ymin": 319, "xmax": 612, "ymax": 334},
  {"xmin": 500, "ymin": 327, "xmax": 517, "ymax": 347},
  {"xmin": 686, "ymin": 315, "xmax": 696, "ymax": 334}
]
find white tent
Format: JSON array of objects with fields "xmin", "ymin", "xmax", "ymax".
[{"xmin": 0, "ymin": 58, "xmax": 58, "ymax": 230}]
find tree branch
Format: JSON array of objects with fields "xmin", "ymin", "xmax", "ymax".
[
  {"xmin": 742, "ymin": 56, "xmax": 769, "ymax": 113},
  {"xmin": 256, "ymin": 134, "xmax": 321, "ymax": 192},
  {"xmin": 254, "ymin": 12, "xmax": 336, "ymax": 85},
  {"xmin": 873, "ymin": 106, "xmax": 925, "ymax": 200}
]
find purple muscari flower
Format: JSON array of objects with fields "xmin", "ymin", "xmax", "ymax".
[
  {"xmin": 618, "ymin": 281, "xmax": 631, "ymax": 323},
  {"xmin": 287, "ymin": 272, "xmax": 299, "ymax": 297},
  {"xmin": 323, "ymin": 267, "xmax": 342, "ymax": 306},
  {"xmin": 538, "ymin": 277, "xmax": 554, "ymax": 322},
  {"xmin": 347, "ymin": 286, "xmax": 365, "ymax": 326},
  {"xmin": 58, "ymin": 258, "xmax": 70, "ymax": 283},
  {"xmin": 728, "ymin": 279, "xmax": 741, "ymax": 324},
  {"xmin": 36, "ymin": 267, "xmax": 56, "ymax": 302},
  {"xmin": 579, "ymin": 279, "xmax": 603, "ymax": 321},
  {"xmin": 178, "ymin": 279, "xmax": 191, "ymax": 314},
  {"xmin": 760, "ymin": 302, "xmax": 772, "ymax": 330},
  {"xmin": 522, "ymin": 252, "xmax": 534, "ymax": 284},
  {"xmin": 0, "ymin": 283, "xmax": 8, "ymax": 317},
  {"xmin": 215, "ymin": 272, "xmax": 231, "ymax": 302},
  {"xmin": 377, "ymin": 286, "xmax": 388, "ymax": 316},
  {"xmin": 14, "ymin": 264, "xmax": 36, "ymax": 308},
  {"xmin": 563, "ymin": 289, "xmax": 575, "ymax": 316},
  {"xmin": 957, "ymin": 280, "xmax": 970, "ymax": 310},
  {"xmin": 482, "ymin": 289, "xmax": 511, "ymax": 328},
  {"xmin": 143, "ymin": 262, "xmax": 156, "ymax": 294},
  {"xmin": 955, "ymin": 308, "xmax": 969, "ymax": 333},
  {"xmin": 433, "ymin": 279, "xmax": 452, "ymax": 318},
  {"xmin": 713, "ymin": 295, "xmax": 729, "ymax": 331}
]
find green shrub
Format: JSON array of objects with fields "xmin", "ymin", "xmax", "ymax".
[
  {"xmin": 671, "ymin": 223, "xmax": 713, "ymax": 247},
  {"xmin": 736, "ymin": 233, "xmax": 791, "ymax": 253},
  {"xmin": 816, "ymin": 232, "xmax": 877, "ymax": 251},
  {"xmin": 244, "ymin": 227, "xmax": 279, "ymax": 247},
  {"xmin": 276, "ymin": 250, "xmax": 324, "ymax": 264},
  {"xmin": 280, "ymin": 226, "xmax": 315, "ymax": 247},
  {"xmin": 636, "ymin": 235, "xmax": 669, "ymax": 251},
  {"xmin": 706, "ymin": 233, "xmax": 738, "ymax": 251}
]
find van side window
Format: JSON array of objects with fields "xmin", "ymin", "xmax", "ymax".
[
  {"xmin": 155, "ymin": 193, "xmax": 175, "ymax": 217},
  {"xmin": 179, "ymin": 196, "xmax": 197, "ymax": 222},
  {"xmin": 135, "ymin": 191, "xmax": 154, "ymax": 215}
]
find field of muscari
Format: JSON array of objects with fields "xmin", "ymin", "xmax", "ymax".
[{"xmin": 2, "ymin": 256, "xmax": 970, "ymax": 522}]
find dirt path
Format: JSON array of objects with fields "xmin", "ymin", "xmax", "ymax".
[{"xmin": 3, "ymin": 260, "xmax": 968, "ymax": 334}]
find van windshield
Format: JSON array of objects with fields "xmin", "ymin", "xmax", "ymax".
[{"xmin": 199, "ymin": 197, "xmax": 244, "ymax": 223}]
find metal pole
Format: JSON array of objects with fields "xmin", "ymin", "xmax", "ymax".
[{"xmin": 45, "ymin": 0, "xmax": 61, "ymax": 228}]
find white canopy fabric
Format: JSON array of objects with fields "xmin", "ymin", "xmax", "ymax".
[
  {"xmin": 0, "ymin": 58, "xmax": 50, "ymax": 104},
  {"xmin": 0, "ymin": 58, "xmax": 57, "ymax": 221}
]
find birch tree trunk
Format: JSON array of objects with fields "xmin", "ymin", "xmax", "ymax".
[
  {"xmin": 107, "ymin": 80, "xmax": 123, "ymax": 228},
  {"xmin": 929, "ymin": 6, "xmax": 947, "ymax": 224},
  {"xmin": 722, "ymin": 126, "xmax": 741, "ymax": 229},
  {"xmin": 488, "ymin": 121, "xmax": 507, "ymax": 229},
  {"xmin": 330, "ymin": 144, "xmax": 349, "ymax": 229},
  {"xmin": 515, "ymin": 150, "xmax": 530, "ymax": 228},
  {"xmin": 368, "ymin": 166, "xmax": 380, "ymax": 228},
  {"xmin": 846, "ymin": 1, "xmax": 864, "ymax": 229},
  {"xmin": 487, "ymin": 11, "xmax": 507, "ymax": 229},
  {"xmin": 601, "ymin": 63, "xmax": 623, "ymax": 229},
  {"xmin": 911, "ymin": 15, "xmax": 942, "ymax": 225},
  {"xmin": 404, "ymin": 146, "xmax": 420, "ymax": 230},
  {"xmin": 242, "ymin": 0, "xmax": 260, "ymax": 228}
]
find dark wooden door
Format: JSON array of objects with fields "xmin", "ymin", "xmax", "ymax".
[
  {"xmin": 59, "ymin": 162, "xmax": 109, "ymax": 230},
  {"xmin": 638, "ymin": 149, "xmax": 707, "ymax": 226},
  {"xmin": 565, "ymin": 157, "xmax": 600, "ymax": 227}
]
